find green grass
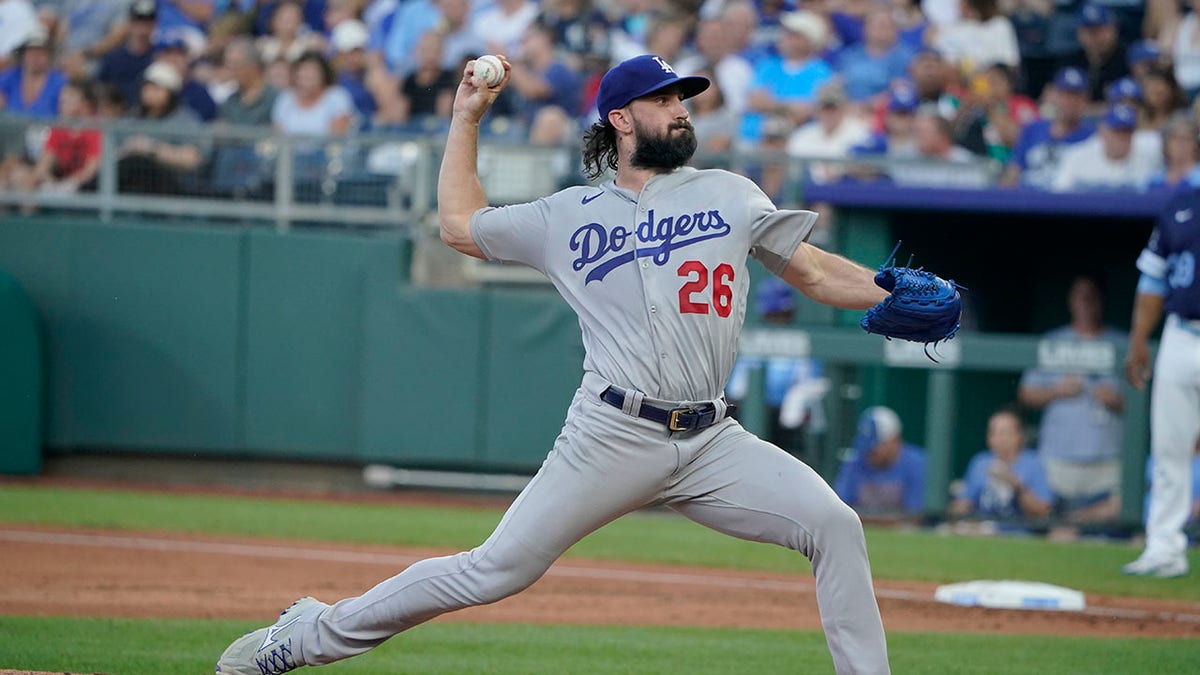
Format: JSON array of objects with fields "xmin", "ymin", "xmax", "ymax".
[
  {"xmin": 1, "ymin": 615, "xmax": 1198, "ymax": 675},
  {"xmin": 1, "ymin": 485, "xmax": 1197, "ymax": 602}
]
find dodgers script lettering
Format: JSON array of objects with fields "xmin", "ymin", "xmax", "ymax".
[{"xmin": 570, "ymin": 208, "xmax": 732, "ymax": 283}]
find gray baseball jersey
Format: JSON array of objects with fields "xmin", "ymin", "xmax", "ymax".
[
  {"xmin": 284, "ymin": 167, "xmax": 890, "ymax": 674},
  {"xmin": 472, "ymin": 167, "xmax": 810, "ymax": 400}
]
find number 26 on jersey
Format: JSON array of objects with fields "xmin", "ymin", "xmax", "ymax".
[{"xmin": 678, "ymin": 260, "xmax": 734, "ymax": 317}]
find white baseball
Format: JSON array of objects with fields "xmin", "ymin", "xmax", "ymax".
[{"xmin": 472, "ymin": 55, "xmax": 505, "ymax": 88}]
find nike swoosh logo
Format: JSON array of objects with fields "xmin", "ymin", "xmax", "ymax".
[
  {"xmin": 581, "ymin": 192, "xmax": 603, "ymax": 205},
  {"xmin": 1176, "ymin": 209, "xmax": 1193, "ymax": 223},
  {"xmin": 258, "ymin": 612, "xmax": 306, "ymax": 652}
]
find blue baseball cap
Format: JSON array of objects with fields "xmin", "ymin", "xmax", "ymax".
[
  {"xmin": 755, "ymin": 278, "xmax": 795, "ymax": 316},
  {"xmin": 853, "ymin": 407, "xmax": 902, "ymax": 455},
  {"xmin": 596, "ymin": 54, "xmax": 709, "ymax": 121},
  {"xmin": 1053, "ymin": 66, "xmax": 1088, "ymax": 94},
  {"xmin": 1103, "ymin": 103, "xmax": 1137, "ymax": 131},
  {"xmin": 1106, "ymin": 77, "xmax": 1141, "ymax": 102},
  {"xmin": 1127, "ymin": 40, "xmax": 1162, "ymax": 67},
  {"xmin": 1079, "ymin": 2, "xmax": 1113, "ymax": 27}
]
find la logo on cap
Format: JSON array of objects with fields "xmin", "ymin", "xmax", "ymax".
[{"xmin": 653, "ymin": 56, "xmax": 675, "ymax": 74}]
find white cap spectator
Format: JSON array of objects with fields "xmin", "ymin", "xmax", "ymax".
[
  {"xmin": 144, "ymin": 60, "xmax": 183, "ymax": 94},
  {"xmin": 21, "ymin": 23, "xmax": 51, "ymax": 50},
  {"xmin": 331, "ymin": 20, "xmax": 369, "ymax": 54},
  {"xmin": 778, "ymin": 10, "xmax": 828, "ymax": 50}
]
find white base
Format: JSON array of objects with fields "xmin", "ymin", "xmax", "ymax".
[{"xmin": 934, "ymin": 580, "xmax": 1086, "ymax": 612}]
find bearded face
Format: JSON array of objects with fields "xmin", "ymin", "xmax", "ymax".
[{"xmin": 629, "ymin": 114, "xmax": 698, "ymax": 171}]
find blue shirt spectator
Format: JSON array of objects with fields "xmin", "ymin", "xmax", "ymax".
[
  {"xmin": 1019, "ymin": 276, "xmax": 1125, "ymax": 517},
  {"xmin": 0, "ymin": 30, "xmax": 66, "ymax": 118},
  {"xmin": 834, "ymin": 407, "xmax": 927, "ymax": 515},
  {"xmin": 741, "ymin": 11, "xmax": 834, "ymax": 144},
  {"xmin": 97, "ymin": 2, "xmax": 159, "ymax": 104},
  {"xmin": 951, "ymin": 408, "xmax": 1053, "ymax": 522},
  {"xmin": 835, "ymin": 8, "xmax": 913, "ymax": 103},
  {"xmin": 1005, "ymin": 67, "xmax": 1095, "ymax": 187}
]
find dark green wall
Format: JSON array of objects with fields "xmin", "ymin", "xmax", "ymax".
[{"xmin": 0, "ymin": 216, "xmax": 583, "ymax": 471}]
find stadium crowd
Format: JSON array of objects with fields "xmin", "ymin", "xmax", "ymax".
[{"xmin": 2, "ymin": 0, "xmax": 1200, "ymax": 199}]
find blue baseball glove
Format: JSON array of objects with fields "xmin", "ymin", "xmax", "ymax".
[{"xmin": 860, "ymin": 266, "xmax": 962, "ymax": 346}]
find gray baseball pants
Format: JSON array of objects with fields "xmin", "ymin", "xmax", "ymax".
[{"xmin": 294, "ymin": 373, "xmax": 890, "ymax": 673}]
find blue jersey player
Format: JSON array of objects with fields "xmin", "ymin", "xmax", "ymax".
[{"xmin": 1123, "ymin": 185, "xmax": 1200, "ymax": 578}]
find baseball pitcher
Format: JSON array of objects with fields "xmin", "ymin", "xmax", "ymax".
[{"xmin": 217, "ymin": 54, "xmax": 962, "ymax": 675}]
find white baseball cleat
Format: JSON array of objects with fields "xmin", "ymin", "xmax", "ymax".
[
  {"xmin": 1121, "ymin": 554, "xmax": 1189, "ymax": 579},
  {"xmin": 216, "ymin": 596, "xmax": 327, "ymax": 674}
]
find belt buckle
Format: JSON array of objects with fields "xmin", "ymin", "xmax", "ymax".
[{"xmin": 668, "ymin": 407, "xmax": 695, "ymax": 432}]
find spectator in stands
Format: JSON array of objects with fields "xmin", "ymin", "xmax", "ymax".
[
  {"xmin": 153, "ymin": 0, "xmax": 215, "ymax": 49},
  {"xmin": 1059, "ymin": 2, "xmax": 1129, "ymax": 105},
  {"xmin": 382, "ymin": 0, "xmax": 439, "ymax": 76},
  {"xmin": 272, "ymin": 51, "xmax": 356, "ymax": 137},
  {"xmin": 1001, "ymin": 66, "xmax": 1094, "ymax": 187},
  {"xmin": 725, "ymin": 278, "xmax": 829, "ymax": 460},
  {"xmin": 786, "ymin": 82, "xmax": 872, "ymax": 183},
  {"xmin": 1145, "ymin": 113, "xmax": 1200, "ymax": 191},
  {"xmin": 892, "ymin": 0, "xmax": 930, "ymax": 49},
  {"xmin": 259, "ymin": 0, "xmax": 325, "ymax": 88},
  {"xmin": 42, "ymin": 0, "xmax": 132, "ymax": 79},
  {"xmin": 948, "ymin": 407, "xmax": 1053, "ymax": 522},
  {"xmin": 677, "ymin": 17, "xmax": 753, "ymax": 116},
  {"xmin": 154, "ymin": 38, "xmax": 217, "ymax": 122},
  {"xmin": 434, "ymin": 0, "xmax": 487, "ymax": 75},
  {"xmin": 835, "ymin": 6, "xmax": 914, "ymax": 104},
  {"xmin": 117, "ymin": 61, "xmax": 209, "ymax": 195},
  {"xmin": 930, "ymin": 0, "xmax": 1019, "ymax": 75},
  {"xmin": 834, "ymin": 406, "xmax": 928, "ymax": 517},
  {"xmin": 2, "ymin": 78, "xmax": 100, "ymax": 212},
  {"xmin": 322, "ymin": 0, "xmax": 363, "ymax": 34},
  {"xmin": 640, "ymin": 13, "xmax": 693, "ymax": 68},
  {"xmin": 847, "ymin": 83, "xmax": 920, "ymax": 183},
  {"xmin": 1051, "ymin": 104, "xmax": 1162, "ymax": 192},
  {"xmin": 0, "ymin": 0, "xmax": 36, "ymax": 64},
  {"xmin": 956, "ymin": 63, "xmax": 1038, "ymax": 163},
  {"xmin": 1018, "ymin": 275, "xmax": 1126, "ymax": 522},
  {"xmin": 97, "ymin": 0, "xmax": 159, "ymax": 105},
  {"xmin": 686, "ymin": 68, "xmax": 737, "ymax": 156},
  {"xmin": 1141, "ymin": 65, "xmax": 1188, "ymax": 132},
  {"xmin": 94, "ymin": 81, "xmax": 126, "ymax": 119},
  {"xmin": 218, "ymin": 38, "xmax": 277, "ymax": 127},
  {"xmin": 504, "ymin": 21, "xmax": 582, "ymax": 144},
  {"xmin": 1172, "ymin": 0, "xmax": 1200, "ymax": 100},
  {"xmin": 1007, "ymin": 0, "xmax": 1057, "ymax": 98},
  {"xmin": 211, "ymin": 37, "xmax": 278, "ymax": 198},
  {"xmin": 1127, "ymin": 39, "xmax": 1166, "ymax": 81},
  {"xmin": 0, "ymin": 26, "xmax": 65, "ymax": 118},
  {"xmin": 273, "ymin": 51, "xmax": 357, "ymax": 184},
  {"xmin": 397, "ymin": 30, "xmax": 456, "ymax": 130},
  {"xmin": 891, "ymin": 109, "xmax": 992, "ymax": 188},
  {"xmin": 741, "ymin": 10, "xmax": 834, "ymax": 147},
  {"xmin": 261, "ymin": 0, "xmax": 326, "ymax": 63},
  {"xmin": 718, "ymin": 0, "xmax": 766, "ymax": 64},
  {"xmin": 538, "ymin": 0, "xmax": 608, "ymax": 71},
  {"xmin": 472, "ymin": 0, "xmax": 539, "ymax": 57},
  {"xmin": 908, "ymin": 46, "xmax": 960, "ymax": 119},
  {"xmin": 330, "ymin": 19, "xmax": 393, "ymax": 126}
]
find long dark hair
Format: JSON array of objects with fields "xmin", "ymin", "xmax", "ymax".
[{"xmin": 582, "ymin": 120, "xmax": 617, "ymax": 180}]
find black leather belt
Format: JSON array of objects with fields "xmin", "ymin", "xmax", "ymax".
[{"xmin": 599, "ymin": 386, "xmax": 732, "ymax": 432}]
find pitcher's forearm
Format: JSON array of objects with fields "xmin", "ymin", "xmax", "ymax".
[
  {"xmin": 437, "ymin": 115, "xmax": 489, "ymax": 256},
  {"xmin": 782, "ymin": 243, "xmax": 887, "ymax": 310},
  {"xmin": 1129, "ymin": 292, "xmax": 1165, "ymax": 343}
]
